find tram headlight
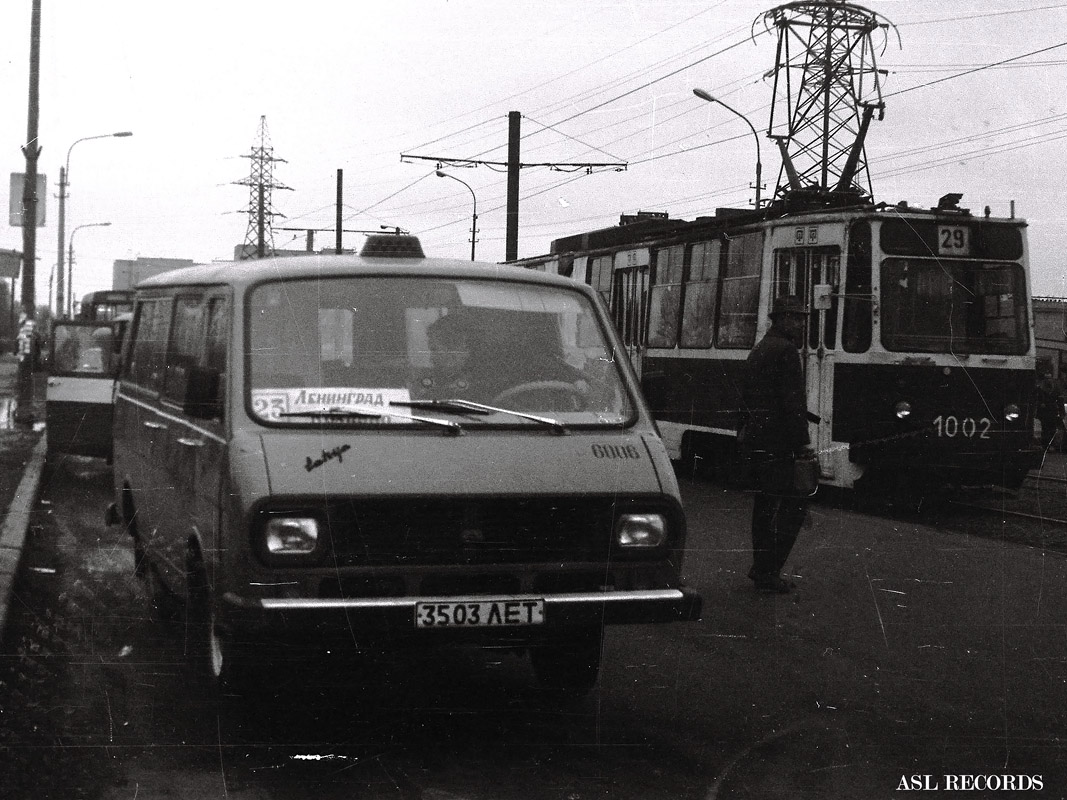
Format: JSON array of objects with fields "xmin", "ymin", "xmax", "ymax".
[
  {"xmin": 1004, "ymin": 403, "xmax": 1020, "ymax": 422},
  {"xmin": 894, "ymin": 400, "xmax": 912, "ymax": 419}
]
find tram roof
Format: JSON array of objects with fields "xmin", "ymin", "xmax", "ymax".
[{"xmin": 545, "ymin": 199, "xmax": 1026, "ymax": 257}]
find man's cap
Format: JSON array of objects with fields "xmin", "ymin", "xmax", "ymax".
[{"xmin": 769, "ymin": 296, "xmax": 808, "ymax": 318}]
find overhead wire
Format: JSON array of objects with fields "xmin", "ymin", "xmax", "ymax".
[{"xmin": 343, "ymin": 7, "xmax": 1067, "ymax": 257}]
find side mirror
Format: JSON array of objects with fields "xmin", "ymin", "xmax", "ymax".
[{"xmin": 183, "ymin": 365, "xmax": 223, "ymax": 420}]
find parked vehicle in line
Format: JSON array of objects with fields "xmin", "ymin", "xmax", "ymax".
[{"xmin": 46, "ymin": 319, "xmax": 124, "ymax": 462}]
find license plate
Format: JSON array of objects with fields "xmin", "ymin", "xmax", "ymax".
[{"xmin": 414, "ymin": 598, "xmax": 545, "ymax": 628}]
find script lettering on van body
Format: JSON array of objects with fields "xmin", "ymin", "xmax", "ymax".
[{"xmin": 305, "ymin": 444, "xmax": 352, "ymax": 472}]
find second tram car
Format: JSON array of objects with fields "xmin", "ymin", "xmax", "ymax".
[{"xmin": 514, "ymin": 199, "xmax": 1042, "ymax": 495}]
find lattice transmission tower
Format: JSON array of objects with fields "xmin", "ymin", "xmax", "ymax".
[
  {"xmin": 758, "ymin": 1, "xmax": 898, "ymax": 206},
  {"xmin": 235, "ymin": 115, "xmax": 291, "ymax": 259}
]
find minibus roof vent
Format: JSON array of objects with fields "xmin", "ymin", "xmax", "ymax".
[{"xmin": 360, "ymin": 234, "xmax": 426, "ymax": 259}]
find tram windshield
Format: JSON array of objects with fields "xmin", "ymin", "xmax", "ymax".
[
  {"xmin": 247, "ymin": 276, "xmax": 633, "ymax": 425},
  {"xmin": 880, "ymin": 259, "xmax": 1029, "ymax": 355}
]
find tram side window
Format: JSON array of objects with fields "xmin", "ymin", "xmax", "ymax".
[
  {"xmin": 647, "ymin": 245, "xmax": 685, "ymax": 348},
  {"xmin": 843, "ymin": 220, "xmax": 872, "ymax": 353},
  {"xmin": 680, "ymin": 240, "xmax": 721, "ymax": 348},
  {"xmin": 126, "ymin": 298, "xmax": 173, "ymax": 392},
  {"xmin": 589, "ymin": 255, "xmax": 613, "ymax": 305},
  {"xmin": 716, "ymin": 232, "xmax": 762, "ymax": 348},
  {"xmin": 163, "ymin": 296, "xmax": 204, "ymax": 403}
]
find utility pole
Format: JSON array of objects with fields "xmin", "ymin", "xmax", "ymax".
[
  {"xmin": 16, "ymin": 0, "xmax": 42, "ymax": 425},
  {"xmin": 401, "ymin": 111, "xmax": 626, "ymax": 261},
  {"xmin": 336, "ymin": 169, "xmax": 343, "ymax": 254},
  {"xmin": 56, "ymin": 165, "xmax": 65, "ymax": 315},
  {"xmin": 505, "ymin": 111, "xmax": 521, "ymax": 261}
]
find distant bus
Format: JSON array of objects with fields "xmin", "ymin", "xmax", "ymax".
[{"xmin": 78, "ymin": 290, "xmax": 134, "ymax": 322}]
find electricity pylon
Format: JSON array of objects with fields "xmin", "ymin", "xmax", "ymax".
[
  {"xmin": 235, "ymin": 115, "xmax": 292, "ymax": 259},
  {"xmin": 757, "ymin": 1, "xmax": 898, "ymax": 205}
]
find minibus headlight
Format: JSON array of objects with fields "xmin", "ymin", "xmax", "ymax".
[
  {"xmin": 615, "ymin": 513, "xmax": 667, "ymax": 548},
  {"xmin": 264, "ymin": 517, "xmax": 319, "ymax": 555},
  {"xmin": 1004, "ymin": 403, "xmax": 1020, "ymax": 422},
  {"xmin": 894, "ymin": 401, "xmax": 912, "ymax": 419}
]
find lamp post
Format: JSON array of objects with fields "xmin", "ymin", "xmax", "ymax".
[
  {"xmin": 435, "ymin": 170, "xmax": 478, "ymax": 261},
  {"xmin": 57, "ymin": 131, "xmax": 132, "ymax": 317},
  {"xmin": 692, "ymin": 88, "xmax": 762, "ymax": 210},
  {"xmin": 67, "ymin": 222, "xmax": 111, "ymax": 317}
]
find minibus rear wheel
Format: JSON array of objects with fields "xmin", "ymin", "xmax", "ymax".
[{"xmin": 529, "ymin": 626, "xmax": 602, "ymax": 694}]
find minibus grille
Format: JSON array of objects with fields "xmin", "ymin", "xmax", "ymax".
[{"xmin": 322, "ymin": 497, "xmax": 614, "ymax": 566}]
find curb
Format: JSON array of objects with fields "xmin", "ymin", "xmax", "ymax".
[{"xmin": 0, "ymin": 435, "xmax": 48, "ymax": 639}]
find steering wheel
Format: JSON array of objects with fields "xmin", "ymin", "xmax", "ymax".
[{"xmin": 491, "ymin": 380, "xmax": 588, "ymax": 411}]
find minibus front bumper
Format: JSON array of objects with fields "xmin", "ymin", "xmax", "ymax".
[{"xmin": 220, "ymin": 587, "xmax": 703, "ymax": 638}]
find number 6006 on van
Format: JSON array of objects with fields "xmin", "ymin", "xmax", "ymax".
[{"xmin": 107, "ymin": 234, "xmax": 702, "ymax": 695}]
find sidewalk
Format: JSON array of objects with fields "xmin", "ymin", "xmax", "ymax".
[{"xmin": 0, "ymin": 354, "xmax": 47, "ymax": 639}]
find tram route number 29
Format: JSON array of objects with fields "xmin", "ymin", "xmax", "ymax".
[
  {"xmin": 932, "ymin": 414, "xmax": 991, "ymax": 439},
  {"xmin": 938, "ymin": 225, "xmax": 970, "ymax": 256}
]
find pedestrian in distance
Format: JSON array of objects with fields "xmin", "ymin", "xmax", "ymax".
[{"xmin": 739, "ymin": 295, "xmax": 816, "ymax": 594}]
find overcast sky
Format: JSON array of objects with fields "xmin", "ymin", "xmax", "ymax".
[{"xmin": 1, "ymin": 0, "xmax": 1065, "ymax": 305}]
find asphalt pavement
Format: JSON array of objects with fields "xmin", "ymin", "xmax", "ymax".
[{"xmin": 1, "ymin": 364, "xmax": 1066, "ymax": 793}]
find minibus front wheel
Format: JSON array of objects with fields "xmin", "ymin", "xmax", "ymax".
[{"xmin": 187, "ymin": 549, "xmax": 256, "ymax": 693}]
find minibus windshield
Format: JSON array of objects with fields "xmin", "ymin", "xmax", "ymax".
[{"xmin": 247, "ymin": 276, "xmax": 634, "ymax": 426}]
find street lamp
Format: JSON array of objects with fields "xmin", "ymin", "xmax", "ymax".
[
  {"xmin": 692, "ymin": 88, "xmax": 762, "ymax": 210},
  {"xmin": 435, "ymin": 170, "xmax": 478, "ymax": 261},
  {"xmin": 57, "ymin": 131, "xmax": 132, "ymax": 317},
  {"xmin": 67, "ymin": 221, "xmax": 111, "ymax": 317}
]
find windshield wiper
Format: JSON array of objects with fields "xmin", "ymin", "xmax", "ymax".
[
  {"xmin": 390, "ymin": 398, "xmax": 568, "ymax": 435},
  {"xmin": 277, "ymin": 406, "xmax": 462, "ymax": 435},
  {"xmin": 279, "ymin": 407, "xmax": 383, "ymax": 419}
]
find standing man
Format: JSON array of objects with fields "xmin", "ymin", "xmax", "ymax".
[{"xmin": 740, "ymin": 295, "xmax": 815, "ymax": 594}]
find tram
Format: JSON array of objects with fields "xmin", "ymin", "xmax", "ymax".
[{"xmin": 512, "ymin": 197, "xmax": 1042, "ymax": 495}]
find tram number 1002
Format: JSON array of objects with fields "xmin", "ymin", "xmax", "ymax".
[{"xmin": 932, "ymin": 415, "xmax": 991, "ymax": 439}]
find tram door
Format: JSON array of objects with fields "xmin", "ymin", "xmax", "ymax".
[
  {"xmin": 610, "ymin": 248, "xmax": 650, "ymax": 375},
  {"xmin": 773, "ymin": 244, "xmax": 841, "ymax": 475}
]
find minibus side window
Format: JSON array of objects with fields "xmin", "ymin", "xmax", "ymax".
[
  {"xmin": 163, "ymin": 295, "xmax": 204, "ymax": 404},
  {"xmin": 205, "ymin": 297, "xmax": 228, "ymax": 374},
  {"xmin": 194, "ymin": 296, "xmax": 229, "ymax": 421},
  {"xmin": 127, "ymin": 298, "xmax": 173, "ymax": 391}
]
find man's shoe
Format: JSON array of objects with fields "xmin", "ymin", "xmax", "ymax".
[{"xmin": 755, "ymin": 575, "xmax": 795, "ymax": 594}]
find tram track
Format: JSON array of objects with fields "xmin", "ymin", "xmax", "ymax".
[
  {"xmin": 946, "ymin": 499, "xmax": 1067, "ymax": 528},
  {"xmin": 1027, "ymin": 472, "xmax": 1067, "ymax": 486},
  {"xmin": 930, "ymin": 474, "xmax": 1067, "ymax": 553}
]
